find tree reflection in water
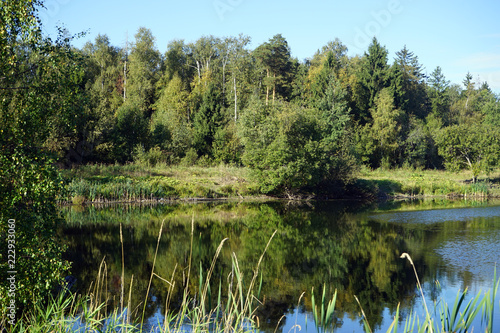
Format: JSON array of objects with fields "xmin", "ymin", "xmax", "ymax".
[{"xmin": 61, "ymin": 200, "xmax": 500, "ymax": 332}]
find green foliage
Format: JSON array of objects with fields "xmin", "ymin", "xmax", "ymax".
[
  {"xmin": 239, "ymin": 98, "xmax": 354, "ymax": 195},
  {"xmin": 5, "ymin": 0, "xmax": 500, "ymax": 206},
  {"xmin": 369, "ymin": 88, "xmax": 403, "ymax": 168},
  {"xmin": 403, "ymin": 117, "xmax": 429, "ymax": 169},
  {"xmin": 81, "ymin": 34, "xmax": 124, "ymax": 162},
  {"xmin": 112, "ymin": 101, "xmax": 149, "ymax": 161},
  {"xmin": 132, "ymin": 145, "xmax": 168, "ymax": 167},
  {"xmin": 212, "ymin": 123, "xmax": 242, "ymax": 165},
  {"xmin": 391, "ymin": 46, "xmax": 428, "ymax": 119},
  {"xmin": 427, "ymin": 66, "xmax": 451, "ymax": 124},
  {"xmin": 0, "ymin": 148, "xmax": 71, "ymax": 312},
  {"xmin": 152, "ymin": 73, "xmax": 191, "ymax": 159},
  {"xmin": 359, "ymin": 37, "xmax": 390, "ymax": 110},
  {"xmin": 126, "ymin": 27, "xmax": 162, "ymax": 113},
  {"xmin": 2, "ymin": 18, "xmax": 495, "ymax": 178},
  {"xmin": 479, "ymin": 86, "xmax": 500, "ymax": 126},
  {"xmin": 1, "ymin": 33, "xmax": 88, "ymax": 162},
  {"xmin": 180, "ymin": 148, "xmax": 199, "ymax": 166},
  {"xmin": 254, "ymin": 34, "xmax": 295, "ymax": 103},
  {"xmin": 436, "ymin": 124, "xmax": 500, "ymax": 182},
  {"xmin": 239, "ymin": 101, "xmax": 320, "ymax": 194},
  {"xmin": 0, "ymin": 0, "xmax": 75, "ymax": 314},
  {"xmin": 192, "ymin": 82, "xmax": 226, "ymax": 157}
]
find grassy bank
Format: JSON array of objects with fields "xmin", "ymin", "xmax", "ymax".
[
  {"xmin": 61, "ymin": 163, "xmax": 261, "ymax": 204},
  {"xmin": 355, "ymin": 167, "xmax": 500, "ymax": 199},
  {"xmin": 61, "ymin": 163, "xmax": 500, "ymax": 204}
]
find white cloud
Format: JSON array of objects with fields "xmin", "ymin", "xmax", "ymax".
[
  {"xmin": 454, "ymin": 52, "xmax": 500, "ymax": 71},
  {"xmin": 452, "ymin": 53, "xmax": 500, "ymax": 92},
  {"xmin": 480, "ymin": 33, "xmax": 500, "ymax": 39},
  {"xmin": 477, "ymin": 71, "xmax": 500, "ymax": 92}
]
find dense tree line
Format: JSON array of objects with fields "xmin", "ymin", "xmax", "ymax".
[
  {"xmin": 61, "ymin": 29, "xmax": 500, "ymax": 192},
  {"xmin": 5, "ymin": 23, "xmax": 500, "ymax": 194}
]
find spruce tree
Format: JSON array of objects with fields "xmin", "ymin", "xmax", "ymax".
[{"xmin": 192, "ymin": 83, "xmax": 225, "ymax": 156}]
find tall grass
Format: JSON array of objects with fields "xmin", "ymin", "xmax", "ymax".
[
  {"xmin": 62, "ymin": 163, "xmax": 257, "ymax": 203},
  {"xmin": 2, "ymin": 286, "xmax": 135, "ymax": 332},
  {"xmin": 311, "ymin": 285, "xmax": 337, "ymax": 332},
  {"xmin": 309, "ymin": 252, "xmax": 499, "ymax": 333},
  {"xmin": 1, "ymin": 220, "xmax": 275, "ymax": 332}
]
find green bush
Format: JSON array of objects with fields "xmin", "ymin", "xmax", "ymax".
[
  {"xmin": 180, "ymin": 148, "xmax": 198, "ymax": 166},
  {"xmin": 238, "ymin": 98, "xmax": 355, "ymax": 196},
  {"xmin": 133, "ymin": 145, "xmax": 168, "ymax": 167}
]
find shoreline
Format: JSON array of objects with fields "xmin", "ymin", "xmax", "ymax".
[{"xmin": 60, "ymin": 164, "xmax": 500, "ymax": 205}]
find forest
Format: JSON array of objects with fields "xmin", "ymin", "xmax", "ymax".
[
  {"xmin": 3, "ymin": 5, "xmax": 500, "ymax": 198},
  {"xmin": 48, "ymin": 30, "xmax": 500, "ymax": 190}
]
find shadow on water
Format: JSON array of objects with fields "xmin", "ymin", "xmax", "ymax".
[{"xmin": 60, "ymin": 199, "xmax": 500, "ymax": 332}]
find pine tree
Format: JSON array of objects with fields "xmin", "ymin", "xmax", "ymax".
[
  {"xmin": 427, "ymin": 66, "xmax": 450, "ymax": 123},
  {"xmin": 359, "ymin": 37, "xmax": 390, "ymax": 110},
  {"xmin": 370, "ymin": 88, "xmax": 403, "ymax": 167},
  {"xmin": 392, "ymin": 46, "xmax": 428, "ymax": 119},
  {"xmin": 192, "ymin": 83, "xmax": 225, "ymax": 156},
  {"xmin": 254, "ymin": 34, "xmax": 293, "ymax": 104}
]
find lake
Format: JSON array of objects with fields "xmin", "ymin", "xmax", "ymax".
[{"xmin": 60, "ymin": 199, "xmax": 500, "ymax": 332}]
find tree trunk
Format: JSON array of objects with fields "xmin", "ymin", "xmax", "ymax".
[
  {"xmin": 234, "ymin": 75, "xmax": 237, "ymax": 122},
  {"xmin": 222, "ymin": 62, "xmax": 226, "ymax": 101},
  {"xmin": 123, "ymin": 59, "xmax": 127, "ymax": 100},
  {"xmin": 196, "ymin": 60, "xmax": 201, "ymax": 83},
  {"xmin": 266, "ymin": 68, "xmax": 269, "ymax": 105},
  {"xmin": 465, "ymin": 155, "xmax": 478, "ymax": 183},
  {"xmin": 273, "ymin": 72, "xmax": 276, "ymax": 104}
]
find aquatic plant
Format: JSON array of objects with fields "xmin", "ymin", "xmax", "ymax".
[
  {"xmin": 353, "ymin": 253, "xmax": 499, "ymax": 333},
  {"xmin": 2, "ymin": 236, "xmax": 498, "ymax": 333}
]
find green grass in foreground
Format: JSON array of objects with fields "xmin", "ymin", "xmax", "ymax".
[{"xmin": 2, "ymin": 226, "xmax": 499, "ymax": 333}]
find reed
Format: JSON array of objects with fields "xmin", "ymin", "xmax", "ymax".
[
  {"xmin": 311, "ymin": 284, "xmax": 337, "ymax": 332},
  {"xmin": 348, "ymin": 253, "xmax": 500, "ymax": 333},
  {"xmin": 1, "ymin": 218, "xmax": 273, "ymax": 332},
  {"xmin": 0, "ymin": 284, "xmax": 136, "ymax": 332},
  {"xmin": 384, "ymin": 254, "xmax": 498, "ymax": 333}
]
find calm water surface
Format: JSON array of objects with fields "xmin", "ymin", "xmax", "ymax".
[{"xmin": 60, "ymin": 199, "xmax": 500, "ymax": 332}]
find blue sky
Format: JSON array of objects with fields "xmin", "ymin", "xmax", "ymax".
[{"xmin": 39, "ymin": 0, "xmax": 500, "ymax": 92}]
